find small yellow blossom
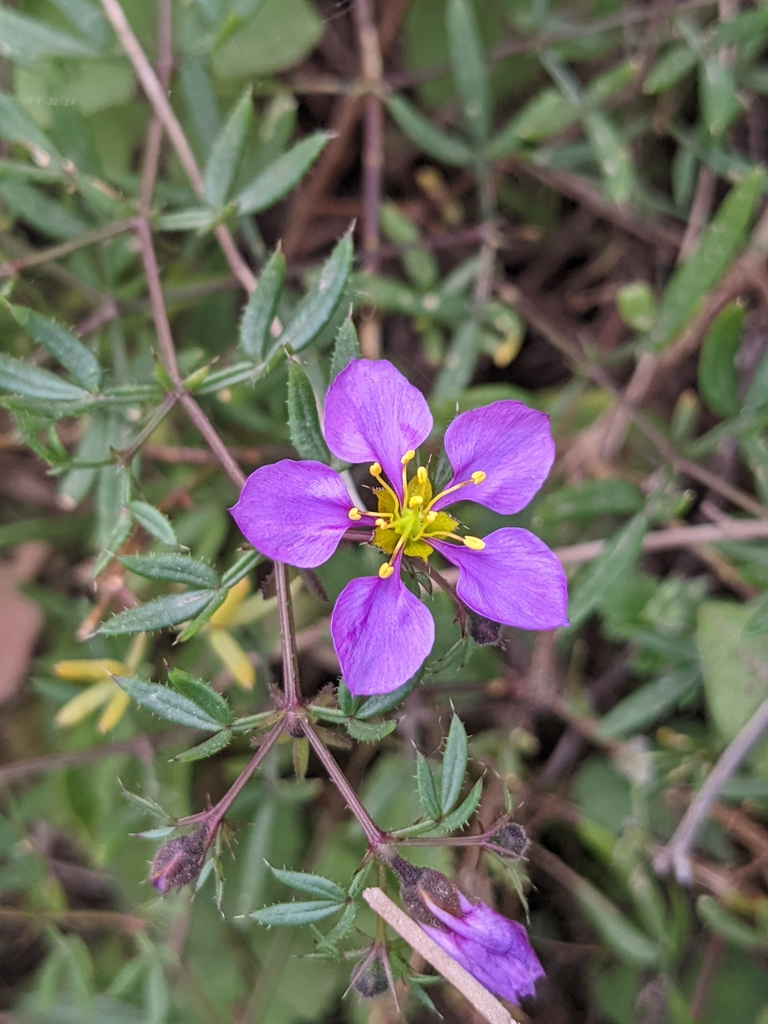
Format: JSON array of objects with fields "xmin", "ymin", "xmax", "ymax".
[
  {"xmin": 53, "ymin": 634, "xmax": 147, "ymax": 733},
  {"xmin": 204, "ymin": 577, "xmax": 255, "ymax": 690}
]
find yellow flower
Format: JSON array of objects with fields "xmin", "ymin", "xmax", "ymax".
[{"xmin": 53, "ymin": 634, "xmax": 147, "ymax": 733}]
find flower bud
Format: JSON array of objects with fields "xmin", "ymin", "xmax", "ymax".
[
  {"xmin": 486, "ymin": 821, "xmax": 529, "ymax": 860},
  {"xmin": 149, "ymin": 825, "xmax": 210, "ymax": 893},
  {"xmin": 467, "ymin": 612, "xmax": 502, "ymax": 647},
  {"xmin": 393, "ymin": 860, "xmax": 461, "ymax": 928},
  {"xmin": 351, "ymin": 955, "xmax": 389, "ymax": 999}
]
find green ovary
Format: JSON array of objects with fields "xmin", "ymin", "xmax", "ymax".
[{"xmin": 371, "ymin": 469, "xmax": 458, "ymax": 559}]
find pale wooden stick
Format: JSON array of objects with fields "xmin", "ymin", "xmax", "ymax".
[{"xmin": 362, "ymin": 887, "xmax": 520, "ymax": 1024}]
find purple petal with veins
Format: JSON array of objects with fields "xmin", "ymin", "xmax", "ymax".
[
  {"xmin": 432, "ymin": 401, "xmax": 555, "ymax": 515},
  {"xmin": 324, "ymin": 359, "xmax": 433, "ymax": 499},
  {"xmin": 330, "ymin": 560, "xmax": 435, "ymax": 695},
  {"xmin": 230, "ymin": 460, "xmax": 352, "ymax": 568},
  {"xmin": 432, "ymin": 528, "xmax": 569, "ymax": 630}
]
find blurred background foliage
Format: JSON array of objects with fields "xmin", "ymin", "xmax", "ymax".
[{"xmin": 2, "ymin": 0, "xmax": 768, "ymax": 1021}]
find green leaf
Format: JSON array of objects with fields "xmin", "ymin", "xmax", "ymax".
[
  {"xmin": 287, "ymin": 361, "xmax": 331, "ymax": 463},
  {"xmin": 345, "ymin": 718, "xmax": 397, "ymax": 742},
  {"xmin": 616, "ymin": 281, "xmax": 656, "ymax": 332},
  {"xmin": 176, "ymin": 589, "xmax": 228, "ymax": 641},
  {"xmin": 386, "ymin": 95, "xmax": 474, "ymax": 167},
  {"xmin": 380, "ymin": 202, "xmax": 438, "ymax": 291},
  {"xmin": 568, "ymin": 514, "xmax": 649, "ymax": 631},
  {"xmin": 113, "ymin": 676, "xmax": 223, "ymax": 730},
  {"xmin": 0, "ymin": 6, "xmax": 98, "ymax": 58},
  {"xmin": 355, "ymin": 273, "xmax": 465, "ymax": 321},
  {"xmin": 432, "ymin": 319, "xmax": 479, "ymax": 401},
  {"xmin": 440, "ymin": 713, "xmax": 468, "ymax": 815},
  {"xmin": 119, "ymin": 554, "xmax": 219, "ymax": 588},
  {"xmin": 195, "ymin": 361, "xmax": 262, "ymax": 394},
  {"xmin": 699, "ymin": 57, "xmax": 742, "ymax": 137},
  {"xmin": 439, "ymin": 777, "xmax": 482, "ymax": 832},
  {"xmin": 743, "ymin": 594, "xmax": 768, "ymax": 637},
  {"xmin": 250, "ymin": 900, "xmax": 344, "ymax": 926},
  {"xmin": 276, "ymin": 232, "xmax": 353, "ymax": 354},
  {"xmin": 698, "ymin": 302, "xmax": 743, "ymax": 418},
  {"xmin": 446, "ymin": 0, "xmax": 491, "ymax": 143},
  {"xmin": 239, "ymin": 249, "xmax": 285, "ymax": 360},
  {"xmin": 337, "ymin": 679, "xmax": 355, "ymax": 717},
  {"xmin": 204, "ymin": 87, "xmax": 253, "ymax": 207},
  {"xmin": 354, "ymin": 673, "xmax": 420, "ymax": 718},
  {"xmin": 0, "ymin": 93, "xmax": 59, "ymax": 160},
  {"xmin": 697, "ymin": 600, "xmax": 768, "ymax": 774},
  {"xmin": 597, "ymin": 668, "xmax": 700, "ymax": 740},
  {"xmin": 167, "ymin": 668, "xmax": 232, "ymax": 726},
  {"xmin": 99, "ymin": 590, "xmax": 217, "ymax": 635},
  {"xmin": 221, "ymin": 548, "xmax": 262, "ymax": 589},
  {"xmin": 697, "ymin": 895, "xmax": 768, "ymax": 950},
  {"xmin": 416, "ymin": 753, "xmax": 441, "ymax": 821},
  {"xmin": 574, "ymin": 875, "xmax": 662, "ymax": 967},
  {"xmin": 172, "ymin": 729, "xmax": 233, "ymax": 762},
  {"xmin": 235, "ymin": 132, "xmax": 329, "ymax": 215},
  {"xmin": 584, "ymin": 111, "xmax": 633, "ymax": 205},
  {"xmin": 267, "ymin": 865, "xmax": 346, "ymax": 902},
  {"xmin": 128, "ymin": 501, "xmax": 178, "ymax": 546},
  {"xmin": 535, "ymin": 480, "xmax": 645, "ymax": 523},
  {"xmin": 93, "ymin": 509, "xmax": 133, "ymax": 577},
  {"xmin": 643, "ymin": 45, "xmax": 697, "ymax": 94},
  {"xmin": 647, "ymin": 169, "xmax": 765, "ymax": 352},
  {"xmin": 0, "ymin": 179, "xmax": 90, "ymax": 240},
  {"xmin": 329, "ymin": 317, "xmax": 359, "ymax": 381},
  {"xmin": 0, "ymin": 353, "xmax": 91, "ymax": 402},
  {"xmin": 156, "ymin": 208, "xmax": 219, "ymax": 232}
]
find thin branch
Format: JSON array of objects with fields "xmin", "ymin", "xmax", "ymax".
[
  {"xmin": 98, "ymin": 0, "xmax": 256, "ymax": 293},
  {"xmin": 654, "ymin": 697, "xmax": 768, "ymax": 884},
  {"xmin": 138, "ymin": 0, "xmax": 173, "ymax": 216},
  {"xmin": 554, "ymin": 518, "xmax": 768, "ymax": 565},
  {"xmin": 274, "ymin": 562, "xmax": 301, "ymax": 710},
  {"xmin": 302, "ymin": 719, "xmax": 385, "ymax": 849},
  {"xmin": 0, "ymin": 734, "xmax": 167, "ymax": 787},
  {"xmin": 0, "ymin": 219, "xmax": 137, "ymax": 279}
]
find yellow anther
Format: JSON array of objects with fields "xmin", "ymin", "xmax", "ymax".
[
  {"xmin": 375, "ymin": 518, "xmax": 388, "ymax": 528},
  {"xmin": 463, "ymin": 536, "xmax": 485, "ymax": 550},
  {"xmin": 408, "ymin": 496, "xmax": 424, "ymax": 507},
  {"xmin": 426, "ymin": 510, "xmax": 438, "ymax": 523},
  {"xmin": 401, "ymin": 450, "xmax": 416, "ymax": 465},
  {"xmin": 370, "ymin": 462, "xmax": 382, "ymax": 477},
  {"xmin": 471, "ymin": 471, "xmax": 486, "ymax": 484},
  {"xmin": 378, "ymin": 563, "xmax": 395, "ymax": 579},
  {"xmin": 417, "ymin": 466, "xmax": 428, "ymax": 484},
  {"xmin": 348, "ymin": 508, "xmax": 362, "ymax": 521}
]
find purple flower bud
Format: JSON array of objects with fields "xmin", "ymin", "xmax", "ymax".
[
  {"xmin": 394, "ymin": 859, "xmax": 544, "ymax": 1004},
  {"xmin": 149, "ymin": 825, "xmax": 210, "ymax": 893}
]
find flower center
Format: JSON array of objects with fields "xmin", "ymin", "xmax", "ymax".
[{"xmin": 347, "ymin": 451, "xmax": 486, "ymax": 579}]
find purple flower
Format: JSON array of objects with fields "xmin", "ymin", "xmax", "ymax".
[
  {"xmin": 230, "ymin": 359, "xmax": 568, "ymax": 695},
  {"xmin": 420, "ymin": 890, "xmax": 545, "ymax": 1004}
]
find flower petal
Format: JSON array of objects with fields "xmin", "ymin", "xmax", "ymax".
[
  {"xmin": 330, "ymin": 564, "xmax": 435, "ymax": 695},
  {"xmin": 230, "ymin": 460, "xmax": 352, "ymax": 569},
  {"xmin": 422, "ymin": 897, "xmax": 545, "ymax": 1003},
  {"xmin": 324, "ymin": 360, "xmax": 433, "ymax": 498},
  {"xmin": 432, "ymin": 529, "xmax": 569, "ymax": 630},
  {"xmin": 433, "ymin": 401, "xmax": 554, "ymax": 514}
]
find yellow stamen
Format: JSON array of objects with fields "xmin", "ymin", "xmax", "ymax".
[
  {"xmin": 401, "ymin": 449, "xmax": 415, "ymax": 495},
  {"xmin": 417, "ymin": 466, "xmax": 428, "ymax": 485},
  {"xmin": 463, "ymin": 536, "xmax": 485, "ymax": 550},
  {"xmin": 378, "ymin": 563, "xmax": 395, "ymax": 579},
  {"xmin": 348, "ymin": 508, "xmax": 362, "ymax": 521},
  {"xmin": 426, "ymin": 469, "xmax": 487, "ymax": 511},
  {"xmin": 408, "ymin": 495, "xmax": 423, "ymax": 507},
  {"xmin": 425, "ymin": 511, "xmax": 438, "ymax": 523},
  {"xmin": 370, "ymin": 461, "xmax": 400, "ymax": 507}
]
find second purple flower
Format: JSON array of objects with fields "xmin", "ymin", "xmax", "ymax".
[{"xmin": 231, "ymin": 359, "xmax": 568, "ymax": 695}]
